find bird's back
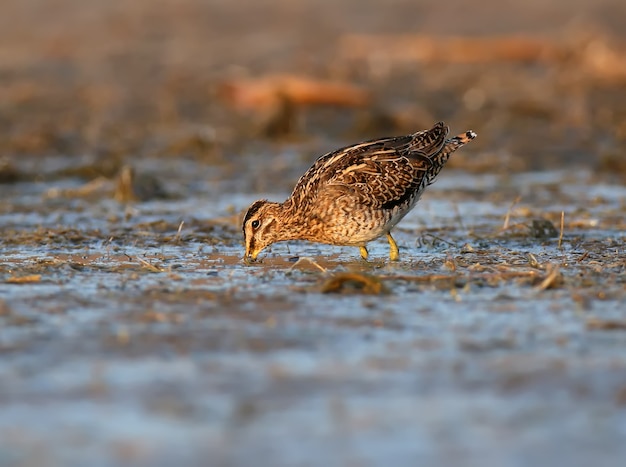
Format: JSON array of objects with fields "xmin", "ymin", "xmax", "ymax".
[{"xmin": 288, "ymin": 122, "xmax": 459, "ymax": 211}]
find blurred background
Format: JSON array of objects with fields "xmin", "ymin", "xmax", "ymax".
[{"xmin": 2, "ymin": 0, "xmax": 626, "ymax": 185}]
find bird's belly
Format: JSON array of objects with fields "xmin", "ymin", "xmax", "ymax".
[{"xmin": 323, "ymin": 196, "xmax": 420, "ymax": 246}]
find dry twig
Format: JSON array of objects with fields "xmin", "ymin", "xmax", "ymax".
[
  {"xmin": 5, "ymin": 274, "xmax": 42, "ymax": 284},
  {"xmin": 218, "ymin": 74, "xmax": 370, "ymax": 110}
]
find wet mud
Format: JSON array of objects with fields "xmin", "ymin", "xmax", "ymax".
[{"xmin": 1, "ymin": 1, "xmax": 626, "ymax": 466}]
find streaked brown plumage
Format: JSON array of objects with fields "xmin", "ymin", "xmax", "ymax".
[{"xmin": 243, "ymin": 121, "xmax": 476, "ymax": 261}]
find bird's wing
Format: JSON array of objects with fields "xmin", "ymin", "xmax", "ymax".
[{"xmin": 291, "ymin": 122, "xmax": 449, "ymax": 209}]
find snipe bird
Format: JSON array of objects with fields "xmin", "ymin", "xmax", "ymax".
[{"xmin": 243, "ymin": 122, "xmax": 476, "ymax": 261}]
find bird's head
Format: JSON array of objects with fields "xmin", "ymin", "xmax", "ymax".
[{"xmin": 242, "ymin": 200, "xmax": 283, "ymax": 262}]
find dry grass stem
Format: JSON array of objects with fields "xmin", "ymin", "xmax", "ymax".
[
  {"xmin": 290, "ymin": 257, "xmax": 327, "ymax": 273},
  {"xmin": 502, "ymin": 196, "xmax": 522, "ymax": 231},
  {"xmin": 535, "ymin": 265, "xmax": 561, "ymax": 291},
  {"xmin": 379, "ymin": 270, "xmax": 539, "ymax": 283},
  {"xmin": 558, "ymin": 211, "xmax": 565, "ymax": 249},
  {"xmin": 175, "ymin": 221, "xmax": 185, "ymax": 242},
  {"xmin": 136, "ymin": 257, "xmax": 164, "ymax": 273},
  {"xmin": 527, "ymin": 253, "xmax": 542, "ymax": 269},
  {"xmin": 5, "ymin": 274, "xmax": 42, "ymax": 284}
]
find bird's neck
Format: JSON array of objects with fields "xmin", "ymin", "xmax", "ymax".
[{"xmin": 274, "ymin": 198, "xmax": 322, "ymax": 243}]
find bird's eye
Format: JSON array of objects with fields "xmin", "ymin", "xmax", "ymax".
[{"xmin": 251, "ymin": 220, "xmax": 260, "ymax": 229}]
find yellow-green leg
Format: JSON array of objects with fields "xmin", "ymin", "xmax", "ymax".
[
  {"xmin": 387, "ymin": 232, "xmax": 399, "ymax": 261},
  {"xmin": 359, "ymin": 246, "xmax": 369, "ymax": 260}
]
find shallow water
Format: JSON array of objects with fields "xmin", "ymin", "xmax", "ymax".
[{"xmin": 1, "ymin": 156, "xmax": 626, "ymax": 467}]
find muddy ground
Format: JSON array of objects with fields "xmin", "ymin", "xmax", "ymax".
[{"xmin": 1, "ymin": 1, "xmax": 626, "ymax": 466}]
